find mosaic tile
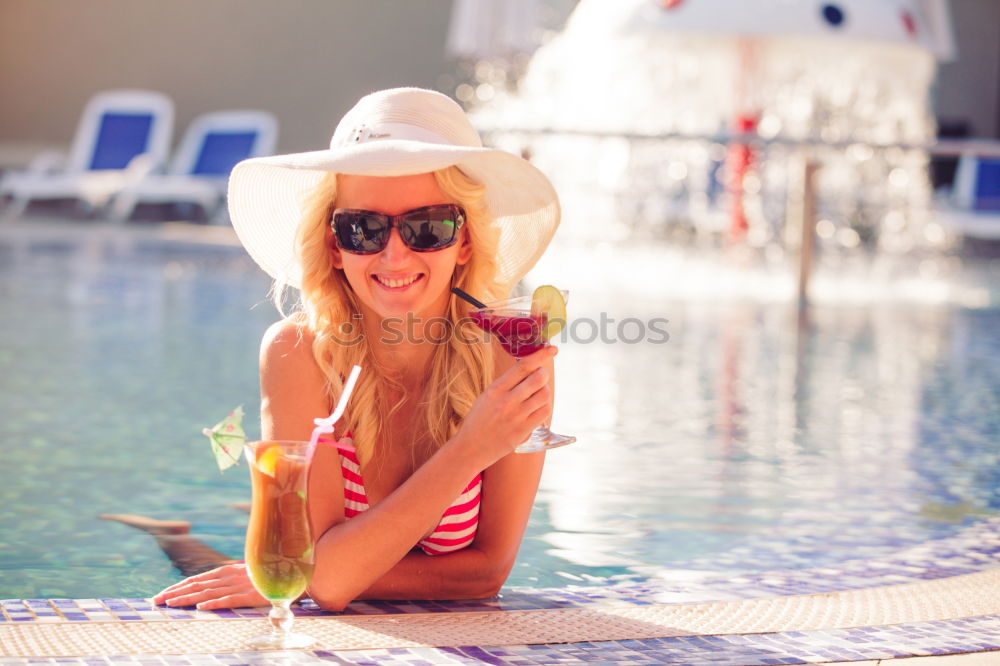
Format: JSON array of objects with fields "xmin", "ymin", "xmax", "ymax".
[{"xmin": 4, "ymin": 521, "xmax": 1000, "ymax": 663}]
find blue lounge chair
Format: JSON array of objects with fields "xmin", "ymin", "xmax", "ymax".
[
  {"xmin": 110, "ymin": 110, "xmax": 278, "ymax": 223},
  {"xmin": 944, "ymin": 152, "xmax": 1000, "ymax": 239},
  {"xmin": 0, "ymin": 89, "xmax": 174, "ymax": 219},
  {"xmin": 954, "ymin": 154, "xmax": 1000, "ymax": 212}
]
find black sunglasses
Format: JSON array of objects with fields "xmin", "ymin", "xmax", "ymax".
[{"xmin": 330, "ymin": 204, "xmax": 466, "ymax": 255}]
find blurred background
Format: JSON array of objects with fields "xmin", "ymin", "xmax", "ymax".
[
  {"xmin": 1, "ymin": 0, "xmax": 999, "ymax": 600},
  {"xmin": 0, "ymin": 0, "xmax": 996, "ymax": 153},
  {"xmin": 1, "ymin": 0, "xmax": 998, "ymax": 254}
]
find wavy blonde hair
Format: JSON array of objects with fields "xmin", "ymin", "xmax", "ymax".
[{"xmin": 278, "ymin": 167, "xmax": 504, "ymax": 468}]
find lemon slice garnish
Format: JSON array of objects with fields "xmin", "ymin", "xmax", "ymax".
[
  {"xmin": 531, "ymin": 285, "xmax": 567, "ymax": 339},
  {"xmin": 255, "ymin": 444, "xmax": 280, "ymax": 477}
]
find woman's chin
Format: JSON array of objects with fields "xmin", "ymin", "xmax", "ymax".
[{"xmin": 365, "ymin": 294, "xmax": 421, "ymax": 321}]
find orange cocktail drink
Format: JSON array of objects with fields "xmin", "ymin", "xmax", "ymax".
[{"xmin": 244, "ymin": 440, "xmax": 315, "ymax": 648}]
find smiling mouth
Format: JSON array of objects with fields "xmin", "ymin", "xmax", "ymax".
[{"xmin": 373, "ymin": 274, "xmax": 423, "ymax": 289}]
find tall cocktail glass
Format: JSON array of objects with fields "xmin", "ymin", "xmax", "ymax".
[
  {"xmin": 469, "ymin": 292, "xmax": 577, "ymax": 453},
  {"xmin": 243, "ymin": 440, "xmax": 315, "ymax": 649}
]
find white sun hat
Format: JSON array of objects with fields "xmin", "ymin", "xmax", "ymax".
[{"xmin": 227, "ymin": 87, "xmax": 560, "ymax": 291}]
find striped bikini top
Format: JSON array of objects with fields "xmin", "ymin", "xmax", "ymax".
[{"xmin": 324, "ymin": 436, "xmax": 482, "ymax": 556}]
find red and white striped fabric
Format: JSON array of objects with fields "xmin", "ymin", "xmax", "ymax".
[{"xmin": 327, "ymin": 436, "xmax": 482, "ymax": 555}]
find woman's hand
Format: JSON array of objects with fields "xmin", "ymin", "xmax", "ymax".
[
  {"xmin": 151, "ymin": 563, "xmax": 267, "ymax": 610},
  {"xmin": 456, "ymin": 346, "xmax": 556, "ymax": 466}
]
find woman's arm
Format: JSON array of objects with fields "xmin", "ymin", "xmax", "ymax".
[
  {"xmin": 355, "ymin": 448, "xmax": 544, "ymax": 600},
  {"xmin": 352, "ymin": 346, "xmax": 548, "ymax": 600},
  {"xmin": 156, "ymin": 318, "xmax": 553, "ymax": 610},
  {"xmin": 304, "ymin": 346, "xmax": 553, "ymax": 611}
]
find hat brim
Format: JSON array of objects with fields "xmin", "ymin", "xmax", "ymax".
[{"xmin": 228, "ymin": 139, "xmax": 560, "ymax": 290}]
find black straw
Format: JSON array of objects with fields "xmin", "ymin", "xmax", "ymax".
[{"xmin": 451, "ymin": 287, "xmax": 488, "ymax": 309}]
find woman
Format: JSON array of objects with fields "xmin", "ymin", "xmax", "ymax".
[{"xmin": 150, "ymin": 87, "xmax": 562, "ymax": 611}]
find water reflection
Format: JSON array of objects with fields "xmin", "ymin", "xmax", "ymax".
[
  {"xmin": 0, "ymin": 232, "xmax": 273, "ymax": 598},
  {"xmin": 533, "ymin": 253, "xmax": 999, "ymax": 579},
  {"xmin": 0, "ymin": 232, "xmax": 997, "ymax": 595}
]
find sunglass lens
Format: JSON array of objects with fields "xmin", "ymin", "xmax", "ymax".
[
  {"xmin": 399, "ymin": 206, "xmax": 463, "ymax": 251},
  {"xmin": 333, "ymin": 205, "xmax": 464, "ymax": 254},
  {"xmin": 335, "ymin": 211, "xmax": 389, "ymax": 253}
]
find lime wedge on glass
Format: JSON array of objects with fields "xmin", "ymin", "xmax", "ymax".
[{"xmin": 531, "ymin": 285, "xmax": 567, "ymax": 339}]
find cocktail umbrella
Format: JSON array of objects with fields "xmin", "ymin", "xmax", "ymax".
[{"xmin": 203, "ymin": 406, "xmax": 246, "ymax": 472}]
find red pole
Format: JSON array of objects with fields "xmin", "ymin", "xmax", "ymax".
[{"xmin": 726, "ymin": 112, "xmax": 758, "ymax": 242}]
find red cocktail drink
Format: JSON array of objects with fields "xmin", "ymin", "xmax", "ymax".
[
  {"xmin": 470, "ymin": 310, "xmax": 549, "ymax": 358},
  {"xmin": 468, "ymin": 291, "xmax": 575, "ymax": 453}
]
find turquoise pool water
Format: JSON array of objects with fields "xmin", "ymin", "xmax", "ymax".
[{"xmin": 1, "ymin": 225, "xmax": 998, "ymax": 598}]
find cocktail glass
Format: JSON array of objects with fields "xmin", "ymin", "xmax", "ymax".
[
  {"xmin": 469, "ymin": 292, "xmax": 577, "ymax": 453},
  {"xmin": 243, "ymin": 440, "xmax": 315, "ymax": 649}
]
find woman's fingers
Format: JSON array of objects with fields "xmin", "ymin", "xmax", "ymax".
[
  {"xmin": 151, "ymin": 564, "xmax": 259, "ymax": 609},
  {"xmin": 159, "ymin": 580, "xmax": 260, "ymax": 609},
  {"xmin": 456, "ymin": 345, "xmax": 558, "ymax": 461},
  {"xmin": 493, "ymin": 346, "xmax": 556, "ymax": 391},
  {"xmin": 514, "ymin": 375, "xmax": 552, "ymax": 431},
  {"xmin": 508, "ymin": 363, "xmax": 552, "ymax": 414},
  {"xmin": 158, "ymin": 580, "xmax": 223, "ymax": 606},
  {"xmin": 154, "ymin": 565, "xmax": 230, "ymax": 596},
  {"xmin": 519, "ymin": 377, "xmax": 552, "ymax": 414},
  {"xmin": 510, "ymin": 365, "xmax": 550, "ymax": 398},
  {"xmin": 196, "ymin": 590, "xmax": 265, "ymax": 610},
  {"xmin": 154, "ymin": 575, "xmax": 218, "ymax": 601},
  {"xmin": 164, "ymin": 589, "xmax": 219, "ymax": 608},
  {"xmin": 496, "ymin": 351, "xmax": 555, "ymax": 425}
]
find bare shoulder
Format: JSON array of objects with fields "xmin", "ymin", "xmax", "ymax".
[
  {"xmin": 260, "ymin": 316, "xmax": 323, "ymax": 385},
  {"xmin": 261, "ymin": 315, "xmax": 314, "ymax": 361},
  {"xmin": 260, "ymin": 315, "xmax": 328, "ymax": 440}
]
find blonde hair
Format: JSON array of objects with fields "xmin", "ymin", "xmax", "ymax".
[{"xmin": 281, "ymin": 167, "xmax": 504, "ymax": 468}]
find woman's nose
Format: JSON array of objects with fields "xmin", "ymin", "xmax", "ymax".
[{"xmin": 379, "ymin": 227, "xmax": 411, "ymax": 263}]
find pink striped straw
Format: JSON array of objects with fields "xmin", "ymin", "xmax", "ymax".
[{"xmin": 307, "ymin": 364, "xmax": 361, "ymax": 460}]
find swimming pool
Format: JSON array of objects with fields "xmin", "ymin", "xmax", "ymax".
[{"xmin": 1, "ymin": 222, "xmax": 998, "ymax": 599}]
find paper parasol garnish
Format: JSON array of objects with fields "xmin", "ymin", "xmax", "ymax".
[{"xmin": 202, "ymin": 406, "xmax": 246, "ymax": 472}]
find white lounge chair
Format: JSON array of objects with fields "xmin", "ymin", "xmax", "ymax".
[
  {"xmin": 110, "ymin": 110, "xmax": 278, "ymax": 223},
  {"xmin": 0, "ymin": 89, "xmax": 174, "ymax": 220}
]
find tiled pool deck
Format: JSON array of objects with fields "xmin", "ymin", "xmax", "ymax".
[{"xmin": 3, "ymin": 517, "xmax": 1000, "ymax": 664}]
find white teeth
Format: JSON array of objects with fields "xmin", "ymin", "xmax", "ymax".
[{"xmin": 376, "ymin": 274, "xmax": 419, "ymax": 288}]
